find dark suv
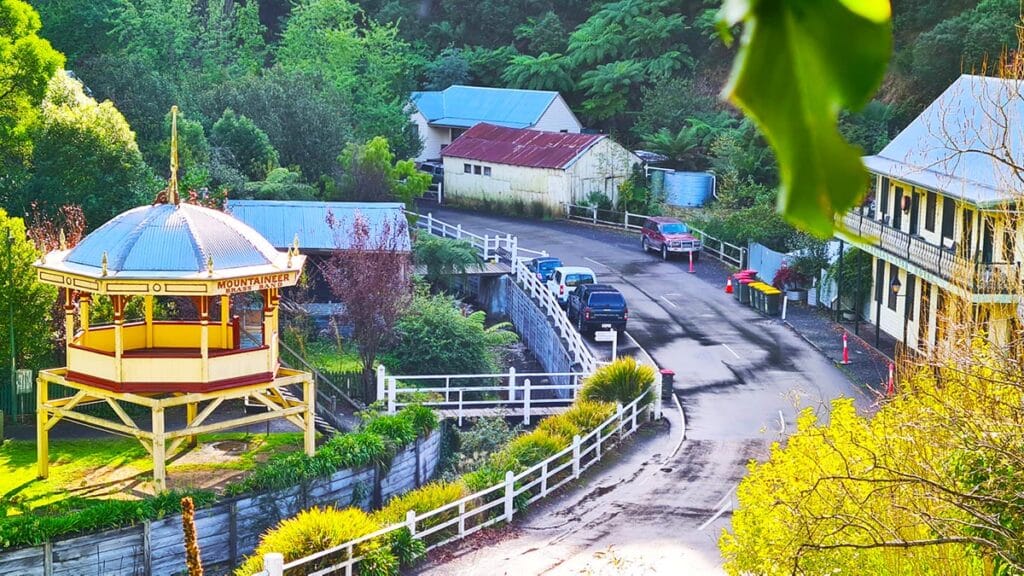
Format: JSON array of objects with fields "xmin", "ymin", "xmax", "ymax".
[
  {"xmin": 416, "ymin": 161, "xmax": 444, "ymax": 185},
  {"xmin": 566, "ymin": 283, "xmax": 628, "ymax": 336}
]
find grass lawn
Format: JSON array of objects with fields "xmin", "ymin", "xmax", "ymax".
[
  {"xmin": 303, "ymin": 340, "xmax": 363, "ymax": 372},
  {"xmin": 0, "ymin": 432, "xmax": 304, "ymax": 514}
]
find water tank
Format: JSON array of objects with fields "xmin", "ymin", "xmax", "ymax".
[{"xmin": 664, "ymin": 172, "xmax": 714, "ymax": 207}]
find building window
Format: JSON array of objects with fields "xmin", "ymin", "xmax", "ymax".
[
  {"xmin": 483, "ymin": 166, "xmax": 492, "ymax": 176},
  {"xmin": 941, "ymin": 196, "xmax": 955, "ymax": 242},
  {"xmin": 888, "ymin": 263, "xmax": 899, "ymax": 311},
  {"xmin": 875, "ymin": 258, "xmax": 885, "ymax": 303},
  {"xmin": 474, "ymin": 165, "xmax": 482, "ymax": 175},
  {"xmin": 1003, "ymin": 215, "xmax": 1017, "ymax": 261},
  {"xmin": 925, "ymin": 191, "xmax": 936, "ymax": 232},
  {"xmin": 464, "ymin": 163, "xmax": 471, "ymax": 173}
]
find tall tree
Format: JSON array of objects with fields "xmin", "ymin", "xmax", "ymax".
[
  {"xmin": 336, "ymin": 136, "xmax": 430, "ymax": 206},
  {"xmin": 209, "ymin": 108, "xmax": 279, "ymax": 182},
  {"xmin": 18, "ymin": 72, "xmax": 157, "ymax": 227},
  {"xmin": 0, "ymin": 209, "xmax": 57, "ymax": 386},
  {"xmin": 0, "ymin": 0, "xmax": 64, "ymax": 163},
  {"xmin": 276, "ymin": 0, "xmax": 420, "ymax": 157},
  {"xmin": 321, "ymin": 212, "xmax": 412, "ymax": 401}
]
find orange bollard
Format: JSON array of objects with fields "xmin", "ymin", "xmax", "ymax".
[
  {"xmin": 688, "ymin": 251, "xmax": 695, "ymax": 273},
  {"xmin": 840, "ymin": 333, "xmax": 851, "ymax": 365}
]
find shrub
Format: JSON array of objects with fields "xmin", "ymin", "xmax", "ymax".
[
  {"xmin": 772, "ymin": 265, "xmax": 808, "ymax": 290},
  {"xmin": 536, "ymin": 413, "xmax": 582, "ymax": 444},
  {"xmin": 580, "ymin": 357, "xmax": 655, "ymax": 406},
  {"xmin": 560, "ymin": 401, "xmax": 616, "ymax": 433},
  {"xmin": 399, "ymin": 404, "xmax": 439, "ymax": 436},
  {"xmin": 389, "ymin": 292, "xmax": 517, "ymax": 377},
  {"xmin": 224, "ymin": 406, "xmax": 436, "ymax": 497},
  {"xmin": 0, "ymin": 490, "xmax": 217, "ymax": 549},
  {"xmin": 449, "ymin": 417, "xmax": 522, "ymax": 475},
  {"xmin": 501, "ymin": 429, "xmax": 566, "ymax": 468},
  {"xmin": 235, "ymin": 507, "xmax": 388, "ymax": 576},
  {"xmin": 374, "ymin": 481, "xmax": 466, "ymax": 525},
  {"xmin": 364, "ymin": 413, "xmax": 418, "ymax": 448}
]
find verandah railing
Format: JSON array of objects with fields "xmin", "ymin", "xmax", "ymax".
[{"xmin": 257, "ymin": 387, "xmax": 654, "ymax": 576}]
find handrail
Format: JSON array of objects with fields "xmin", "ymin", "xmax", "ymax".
[
  {"xmin": 278, "ymin": 340, "xmax": 363, "ymax": 411},
  {"xmin": 264, "ymin": 388, "xmax": 654, "ymax": 576},
  {"xmin": 560, "ymin": 203, "xmax": 746, "ymax": 268}
]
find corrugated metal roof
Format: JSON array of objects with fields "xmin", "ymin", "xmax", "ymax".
[
  {"xmin": 441, "ymin": 123, "xmax": 605, "ymax": 169},
  {"xmin": 411, "ymin": 85, "xmax": 557, "ymax": 129},
  {"xmin": 226, "ymin": 200, "xmax": 411, "ymax": 252},
  {"xmin": 65, "ymin": 203, "xmax": 281, "ymax": 273},
  {"xmin": 866, "ymin": 74, "xmax": 1024, "ymax": 206}
]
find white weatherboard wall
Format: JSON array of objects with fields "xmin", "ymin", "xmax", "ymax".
[
  {"xmin": 442, "ymin": 138, "xmax": 637, "ymax": 211},
  {"xmin": 413, "ymin": 110, "xmax": 450, "ymax": 161},
  {"xmin": 531, "ymin": 95, "xmax": 583, "ymax": 133}
]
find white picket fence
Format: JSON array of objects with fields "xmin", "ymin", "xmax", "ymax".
[
  {"xmin": 561, "ymin": 203, "xmax": 747, "ymax": 268},
  {"xmin": 378, "ymin": 367, "xmax": 588, "ymax": 425},
  {"xmin": 408, "ymin": 210, "xmax": 547, "ymax": 269},
  {"xmin": 259, "ymin": 388, "xmax": 654, "ymax": 576},
  {"xmin": 406, "ymin": 209, "xmax": 596, "ymax": 374},
  {"xmin": 512, "ymin": 257, "xmax": 598, "ymax": 374}
]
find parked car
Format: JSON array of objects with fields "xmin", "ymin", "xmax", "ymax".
[
  {"xmin": 525, "ymin": 256, "xmax": 563, "ymax": 282},
  {"xmin": 566, "ymin": 284, "xmax": 628, "ymax": 335},
  {"xmin": 641, "ymin": 216, "xmax": 702, "ymax": 261},
  {"xmin": 416, "ymin": 160, "xmax": 444, "ymax": 185},
  {"xmin": 547, "ymin": 266, "xmax": 597, "ymax": 307}
]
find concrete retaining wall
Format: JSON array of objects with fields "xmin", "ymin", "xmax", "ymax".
[{"xmin": 504, "ymin": 276, "xmax": 574, "ymax": 394}]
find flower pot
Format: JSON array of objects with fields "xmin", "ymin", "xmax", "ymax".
[{"xmin": 785, "ymin": 289, "xmax": 807, "ymax": 302}]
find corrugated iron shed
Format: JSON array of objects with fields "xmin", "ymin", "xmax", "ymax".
[
  {"xmin": 410, "ymin": 86, "xmax": 558, "ymax": 129},
  {"xmin": 441, "ymin": 123, "xmax": 605, "ymax": 170},
  {"xmin": 227, "ymin": 200, "xmax": 411, "ymax": 253}
]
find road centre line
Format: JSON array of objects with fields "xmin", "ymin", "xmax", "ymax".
[
  {"xmin": 721, "ymin": 343, "xmax": 741, "ymax": 359},
  {"xmin": 660, "ymin": 295, "xmax": 679, "ymax": 309},
  {"xmin": 584, "ymin": 257, "xmax": 613, "ymax": 269}
]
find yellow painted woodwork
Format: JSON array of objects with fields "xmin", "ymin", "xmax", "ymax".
[
  {"xmin": 152, "ymin": 407, "xmax": 166, "ymax": 491},
  {"xmin": 144, "ymin": 296, "xmax": 154, "ymax": 347},
  {"xmin": 34, "ymin": 266, "xmax": 304, "ymax": 297},
  {"xmin": 220, "ymin": 295, "xmax": 229, "ymax": 349},
  {"xmin": 36, "ymin": 377, "xmax": 49, "ymax": 479},
  {"xmin": 80, "ymin": 297, "xmax": 90, "ymax": 333}
]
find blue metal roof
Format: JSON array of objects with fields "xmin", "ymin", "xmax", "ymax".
[
  {"xmin": 226, "ymin": 200, "xmax": 411, "ymax": 252},
  {"xmin": 410, "ymin": 85, "xmax": 558, "ymax": 129},
  {"xmin": 66, "ymin": 203, "xmax": 281, "ymax": 273},
  {"xmin": 865, "ymin": 75, "xmax": 1024, "ymax": 206}
]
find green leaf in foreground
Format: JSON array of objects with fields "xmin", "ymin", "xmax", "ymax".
[{"xmin": 719, "ymin": 0, "xmax": 892, "ymax": 236}]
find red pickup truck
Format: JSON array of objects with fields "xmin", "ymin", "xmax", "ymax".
[{"xmin": 641, "ymin": 216, "xmax": 702, "ymax": 261}]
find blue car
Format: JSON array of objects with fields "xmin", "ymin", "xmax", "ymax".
[{"xmin": 526, "ymin": 257, "xmax": 563, "ymax": 282}]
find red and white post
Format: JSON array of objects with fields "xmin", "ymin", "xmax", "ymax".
[
  {"xmin": 840, "ymin": 332, "xmax": 851, "ymax": 365},
  {"xmin": 688, "ymin": 251, "xmax": 695, "ymax": 273}
]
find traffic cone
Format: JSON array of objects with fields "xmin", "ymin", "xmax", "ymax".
[
  {"xmin": 840, "ymin": 333, "xmax": 851, "ymax": 365},
  {"xmin": 725, "ymin": 276, "xmax": 734, "ymax": 294}
]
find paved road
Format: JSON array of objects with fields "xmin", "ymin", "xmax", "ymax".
[{"xmin": 410, "ymin": 207, "xmax": 870, "ymax": 575}]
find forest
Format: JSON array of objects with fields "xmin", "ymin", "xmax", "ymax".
[{"xmin": 2, "ymin": 0, "xmax": 1019, "ymax": 235}]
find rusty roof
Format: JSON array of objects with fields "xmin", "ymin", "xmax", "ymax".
[{"xmin": 441, "ymin": 123, "xmax": 605, "ymax": 170}]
